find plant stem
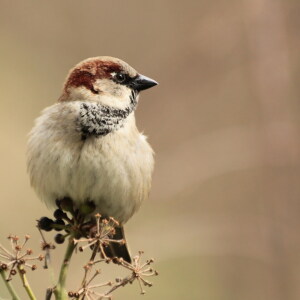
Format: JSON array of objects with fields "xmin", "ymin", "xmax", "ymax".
[
  {"xmin": 38, "ymin": 227, "xmax": 56, "ymax": 284},
  {"xmin": 0, "ymin": 269, "xmax": 21, "ymax": 300},
  {"xmin": 81, "ymin": 244, "xmax": 99, "ymax": 287},
  {"xmin": 104, "ymin": 274, "xmax": 135, "ymax": 296},
  {"xmin": 54, "ymin": 237, "xmax": 76, "ymax": 300},
  {"xmin": 17, "ymin": 265, "xmax": 37, "ymax": 300},
  {"xmin": 46, "ymin": 288, "xmax": 53, "ymax": 300}
]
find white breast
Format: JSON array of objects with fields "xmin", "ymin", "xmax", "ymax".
[{"xmin": 27, "ymin": 102, "xmax": 154, "ymax": 223}]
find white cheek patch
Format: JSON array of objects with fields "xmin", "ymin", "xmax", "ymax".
[
  {"xmin": 66, "ymin": 79, "xmax": 135, "ymax": 111},
  {"xmin": 93, "ymin": 79, "xmax": 132, "ymax": 109},
  {"xmin": 94, "ymin": 79, "xmax": 118, "ymax": 94},
  {"xmin": 68, "ymin": 86, "xmax": 91, "ymax": 101}
]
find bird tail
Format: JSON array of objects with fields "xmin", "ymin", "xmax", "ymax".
[{"xmin": 105, "ymin": 226, "xmax": 132, "ymax": 263}]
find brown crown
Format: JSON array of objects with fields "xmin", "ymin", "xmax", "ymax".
[{"xmin": 59, "ymin": 59, "xmax": 122, "ymax": 101}]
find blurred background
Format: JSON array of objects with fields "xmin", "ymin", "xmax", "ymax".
[{"xmin": 0, "ymin": 0, "xmax": 300, "ymax": 299}]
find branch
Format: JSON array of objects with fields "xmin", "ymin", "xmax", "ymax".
[
  {"xmin": 0, "ymin": 269, "xmax": 21, "ymax": 300},
  {"xmin": 54, "ymin": 237, "xmax": 76, "ymax": 300},
  {"xmin": 104, "ymin": 274, "xmax": 135, "ymax": 297},
  {"xmin": 17, "ymin": 265, "xmax": 37, "ymax": 300},
  {"xmin": 45, "ymin": 287, "xmax": 53, "ymax": 300}
]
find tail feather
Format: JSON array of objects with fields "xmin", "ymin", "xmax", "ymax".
[{"xmin": 105, "ymin": 226, "xmax": 131, "ymax": 263}]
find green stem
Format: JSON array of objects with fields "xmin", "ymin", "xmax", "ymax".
[
  {"xmin": 0, "ymin": 269, "xmax": 21, "ymax": 300},
  {"xmin": 54, "ymin": 237, "xmax": 76, "ymax": 300},
  {"xmin": 17, "ymin": 265, "xmax": 37, "ymax": 300}
]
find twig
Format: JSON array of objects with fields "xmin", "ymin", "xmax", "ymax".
[
  {"xmin": 81, "ymin": 244, "xmax": 100, "ymax": 288},
  {"xmin": 0, "ymin": 269, "xmax": 21, "ymax": 300},
  {"xmin": 17, "ymin": 265, "xmax": 37, "ymax": 300},
  {"xmin": 46, "ymin": 287, "xmax": 53, "ymax": 300},
  {"xmin": 38, "ymin": 227, "xmax": 56, "ymax": 286},
  {"xmin": 54, "ymin": 237, "xmax": 76, "ymax": 300},
  {"xmin": 104, "ymin": 274, "xmax": 135, "ymax": 297}
]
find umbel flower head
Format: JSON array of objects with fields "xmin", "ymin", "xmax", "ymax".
[
  {"xmin": 34, "ymin": 200, "xmax": 159, "ymax": 299},
  {"xmin": 68, "ymin": 251, "xmax": 158, "ymax": 299},
  {"xmin": 115, "ymin": 251, "xmax": 158, "ymax": 295},
  {"xmin": 68, "ymin": 269, "xmax": 113, "ymax": 300},
  {"xmin": 0, "ymin": 235, "xmax": 44, "ymax": 281},
  {"xmin": 74, "ymin": 213, "xmax": 124, "ymax": 261}
]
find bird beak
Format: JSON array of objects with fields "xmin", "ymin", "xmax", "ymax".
[{"xmin": 130, "ymin": 74, "xmax": 158, "ymax": 91}]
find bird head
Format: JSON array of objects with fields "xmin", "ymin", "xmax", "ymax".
[{"xmin": 59, "ymin": 56, "xmax": 158, "ymax": 110}]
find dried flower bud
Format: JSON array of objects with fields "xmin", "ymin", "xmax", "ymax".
[
  {"xmin": 10, "ymin": 269, "xmax": 17, "ymax": 276},
  {"xmin": 38, "ymin": 254, "xmax": 44, "ymax": 261},
  {"xmin": 38, "ymin": 217, "xmax": 54, "ymax": 231},
  {"xmin": 41, "ymin": 242, "xmax": 56, "ymax": 250},
  {"xmin": 54, "ymin": 234, "xmax": 65, "ymax": 244},
  {"xmin": 112, "ymin": 257, "xmax": 119, "ymax": 264},
  {"xmin": 54, "ymin": 219, "xmax": 66, "ymax": 231},
  {"xmin": 26, "ymin": 249, "xmax": 33, "ymax": 255},
  {"xmin": 31, "ymin": 265, "xmax": 37, "ymax": 271},
  {"xmin": 53, "ymin": 209, "xmax": 67, "ymax": 220},
  {"xmin": 60, "ymin": 197, "xmax": 74, "ymax": 212},
  {"xmin": 11, "ymin": 236, "xmax": 19, "ymax": 242}
]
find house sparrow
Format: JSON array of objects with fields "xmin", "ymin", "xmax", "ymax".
[{"xmin": 27, "ymin": 56, "xmax": 157, "ymax": 262}]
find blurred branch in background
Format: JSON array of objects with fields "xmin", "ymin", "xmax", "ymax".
[
  {"xmin": 242, "ymin": 1, "xmax": 299, "ymax": 298},
  {"xmin": 243, "ymin": 0, "xmax": 299, "ymax": 164}
]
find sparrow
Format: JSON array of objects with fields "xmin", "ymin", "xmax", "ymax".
[{"xmin": 27, "ymin": 56, "xmax": 157, "ymax": 262}]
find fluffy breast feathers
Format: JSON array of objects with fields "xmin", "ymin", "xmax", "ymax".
[{"xmin": 27, "ymin": 102, "xmax": 154, "ymax": 223}]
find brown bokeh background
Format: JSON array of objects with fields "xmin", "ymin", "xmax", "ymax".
[{"xmin": 1, "ymin": 1, "xmax": 300, "ymax": 299}]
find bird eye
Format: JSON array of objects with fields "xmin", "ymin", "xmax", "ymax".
[{"xmin": 114, "ymin": 72, "xmax": 126, "ymax": 83}]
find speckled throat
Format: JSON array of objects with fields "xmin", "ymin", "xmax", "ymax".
[{"xmin": 79, "ymin": 91, "xmax": 138, "ymax": 139}]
